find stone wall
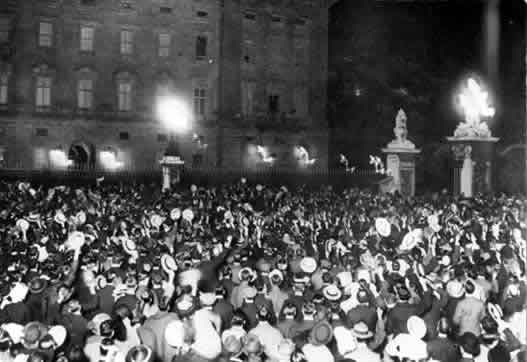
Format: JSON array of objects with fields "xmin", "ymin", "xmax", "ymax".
[{"xmin": 0, "ymin": 0, "xmax": 329, "ymax": 170}]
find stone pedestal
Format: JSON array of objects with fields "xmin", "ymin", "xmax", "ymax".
[
  {"xmin": 160, "ymin": 155, "xmax": 185, "ymax": 191},
  {"xmin": 447, "ymin": 137, "xmax": 499, "ymax": 197},
  {"xmin": 381, "ymin": 147, "xmax": 421, "ymax": 196}
]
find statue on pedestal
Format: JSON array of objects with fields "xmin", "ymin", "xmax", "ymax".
[{"xmin": 387, "ymin": 109, "xmax": 416, "ymax": 149}]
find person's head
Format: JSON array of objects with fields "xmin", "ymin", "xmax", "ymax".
[
  {"xmin": 460, "ymin": 332, "xmax": 480, "ymax": 358},
  {"xmin": 67, "ymin": 344, "xmax": 89, "ymax": 362},
  {"xmin": 437, "ymin": 317, "xmax": 451, "ymax": 336}
]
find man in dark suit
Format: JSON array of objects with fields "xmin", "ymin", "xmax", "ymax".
[
  {"xmin": 427, "ymin": 317, "xmax": 461, "ymax": 362},
  {"xmin": 385, "ymin": 284, "xmax": 433, "ymax": 336}
]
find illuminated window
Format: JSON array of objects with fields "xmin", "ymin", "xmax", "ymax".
[
  {"xmin": 39, "ymin": 22, "xmax": 53, "ymax": 47},
  {"xmin": 0, "ymin": 74, "xmax": 8, "ymax": 105},
  {"xmin": 120, "ymin": 30, "xmax": 133, "ymax": 54},
  {"xmin": 80, "ymin": 26, "xmax": 94, "ymax": 51},
  {"xmin": 159, "ymin": 33, "xmax": 170, "ymax": 57},
  {"xmin": 36, "ymin": 76, "xmax": 51, "ymax": 108},
  {"xmin": 193, "ymin": 88, "xmax": 206, "ymax": 116},
  {"xmin": 118, "ymin": 81, "xmax": 132, "ymax": 111},
  {"xmin": 78, "ymin": 79, "xmax": 93, "ymax": 109}
]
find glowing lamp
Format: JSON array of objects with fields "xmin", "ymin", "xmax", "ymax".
[
  {"xmin": 294, "ymin": 146, "xmax": 316, "ymax": 166},
  {"xmin": 256, "ymin": 145, "xmax": 275, "ymax": 164},
  {"xmin": 100, "ymin": 150, "xmax": 123, "ymax": 170},
  {"xmin": 49, "ymin": 148, "xmax": 72, "ymax": 168},
  {"xmin": 459, "ymin": 78, "xmax": 495, "ymax": 125},
  {"xmin": 157, "ymin": 96, "xmax": 191, "ymax": 133}
]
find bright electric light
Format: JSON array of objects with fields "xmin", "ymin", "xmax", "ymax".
[
  {"xmin": 100, "ymin": 150, "xmax": 123, "ymax": 170},
  {"xmin": 157, "ymin": 96, "xmax": 191, "ymax": 133},
  {"xmin": 49, "ymin": 149, "xmax": 72, "ymax": 168},
  {"xmin": 256, "ymin": 145, "xmax": 275, "ymax": 164},
  {"xmin": 459, "ymin": 78, "xmax": 495, "ymax": 125},
  {"xmin": 295, "ymin": 146, "xmax": 316, "ymax": 166}
]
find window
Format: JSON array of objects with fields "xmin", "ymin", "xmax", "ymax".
[
  {"xmin": 244, "ymin": 12, "xmax": 256, "ymax": 21},
  {"xmin": 242, "ymin": 40, "xmax": 255, "ymax": 65},
  {"xmin": 0, "ymin": 74, "xmax": 8, "ymax": 105},
  {"xmin": 120, "ymin": 30, "xmax": 133, "ymax": 54},
  {"xmin": 160, "ymin": 6, "xmax": 172, "ymax": 14},
  {"xmin": 294, "ymin": 18, "xmax": 307, "ymax": 26},
  {"xmin": 39, "ymin": 22, "xmax": 53, "ymax": 47},
  {"xmin": 80, "ymin": 26, "xmax": 94, "ymax": 52},
  {"xmin": 0, "ymin": 18, "xmax": 9, "ymax": 43},
  {"xmin": 36, "ymin": 76, "xmax": 51, "ymax": 108},
  {"xmin": 193, "ymin": 88, "xmax": 206, "ymax": 116},
  {"xmin": 196, "ymin": 11, "xmax": 208, "ymax": 18},
  {"xmin": 241, "ymin": 81, "xmax": 255, "ymax": 116},
  {"xmin": 268, "ymin": 94, "xmax": 279, "ymax": 113},
  {"xmin": 195, "ymin": 36, "xmax": 207, "ymax": 59},
  {"xmin": 36, "ymin": 128, "xmax": 48, "ymax": 137},
  {"xmin": 119, "ymin": 132, "xmax": 129, "ymax": 140},
  {"xmin": 294, "ymin": 87, "xmax": 308, "ymax": 117},
  {"xmin": 118, "ymin": 81, "xmax": 132, "ymax": 111},
  {"xmin": 271, "ymin": 15, "xmax": 282, "ymax": 23},
  {"xmin": 78, "ymin": 79, "xmax": 93, "ymax": 109},
  {"xmin": 158, "ymin": 33, "xmax": 170, "ymax": 57}
]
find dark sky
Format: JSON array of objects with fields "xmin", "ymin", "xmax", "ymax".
[{"xmin": 329, "ymin": 0, "xmax": 525, "ymax": 145}]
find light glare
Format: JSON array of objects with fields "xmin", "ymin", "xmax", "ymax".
[
  {"xmin": 49, "ymin": 149, "xmax": 72, "ymax": 168},
  {"xmin": 157, "ymin": 96, "xmax": 191, "ymax": 133}
]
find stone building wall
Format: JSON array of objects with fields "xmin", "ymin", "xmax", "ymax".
[{"xmin": 0, "ymin": 0, "xmax": 329, "ymax": 171}]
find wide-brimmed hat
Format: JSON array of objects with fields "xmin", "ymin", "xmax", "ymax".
[
  {"xmin": 170, "ymin": 208, "xmax": 181, "ymax": 221},
  {"xmin": 223, "ymin": 335, "xmax": 242, "ymax": 354},
  {"xmin": 269, "ymin": 269, "xmax": 284, "ymax": 284},
  {"xmin": 310, "ymin": 321, "xmax": 333, "ymax": 346},
  {"xmin": 386, "ymin": 333, "xmax": 428, "ymax": 360},
  {"xmin": 199, "ymin": 292, "xmax": 217, "ymax": 307},
  {"xmin": 244, "ymin": 334, "xmax": 263, "ymax": 354},
  {"xmin": 407, "ymin": 316, "xmax": 426, "ymax": 339},
  {"xmin": 161, "ymin": 254, "xmax": 177, "ymax": 273},
  {"xmin": 28, "ymin": 278, "xmax": 48, "ymax": 294},
  {"xmin": 125, "ymin": 345, "xmax": 153, "ymax": 362},
  {"xmin": 375, "ymin": 218, "xmax": 391, "ymax": 237},
  {"xmin": 300, "ymin": 257, "xmax": 317, "ymax": 274},
  {"xmin": 122, "ymin": 238, "xmax": 137, "ymax": 255},
  {"xmin": 22, "ymin": 322, "xmax": 47, "ymax": 348},
  {"xmin": 323, "ymin": 284, "xmax": 342, "ymax": 301},
  {"xmin": 351, "ymin": 321, "xmax": 373, "ymax": 339},
  {"xmin": 164, "ymin": 321, "xmax": 185, "ymax": 348},
  {"xmin": 48, "ymin": 325, "xmax": 67, "ymax": 348},
  {"xmin": 446, "ymin": 280, "xmax": 465, "ymax": 298}
]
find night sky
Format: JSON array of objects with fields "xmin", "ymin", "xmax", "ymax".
[{"xmin": 329, "ymin": 0, "xmax": 525, "ymax": 191}]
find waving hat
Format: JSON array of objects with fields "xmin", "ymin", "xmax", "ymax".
[{"xmin": 375, "ymin": 218, "xmax": 391, "ymax": 237}]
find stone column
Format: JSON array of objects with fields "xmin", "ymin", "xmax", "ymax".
[
  {"xmin": 381, "ymin": 148, "xmax": 421, "ymax": 196},
  {"xmin": 447, "ymin": 137, "xmax": 499, "ymax": 196}
]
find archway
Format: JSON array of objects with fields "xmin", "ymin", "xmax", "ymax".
[{"xmin": 68, "ymin": 141, "xmax": 93, "ymax": 170}]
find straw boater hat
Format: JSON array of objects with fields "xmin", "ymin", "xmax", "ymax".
[
  {"xmin": 300, "ymin": 257, "xmax": 317, "ymax": 274},
  {"xmin": 407, "ymin": 316, "xmax": 427, "ymax": 340},
  {"xmin": 350, "ymin": 322, "xmax": 373, "ymax": 339},
  {"xmin": 375, "ymin": 218, "xmax": 391, "ymax": 237},
  {"xmin": 323, "ymin": 284, "xmax": 342, "ymax": 301},
  {"xmin": 161, "ymin": 254, "xmax": 177, "ymax": 273},
  {"xmin": 48, "ymin": 325, "xmax": 67, "ymax": 348},
  {"xmin": 310, "ymin": 321, "xmax": 333, "ymax": 346},
  {"xmin": 170, "ymin": 208, "xmax": 181, "ymax": 220}
]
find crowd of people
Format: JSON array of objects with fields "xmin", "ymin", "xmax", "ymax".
[{"xmin": 0, "ymin": 179, "xmax": 525, "ymax": 362}]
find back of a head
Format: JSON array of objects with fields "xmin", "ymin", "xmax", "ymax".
[
  {"xmin": 437, "ymin": 317, "xmax": 451, "ymax": 335},
  {"xmin": 488, "ymin": 343, "xmax": 511, "ymax": 362},
  {"xmin": 461, "ymin": 332, "xmax": 481, "ymax": 357}
]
